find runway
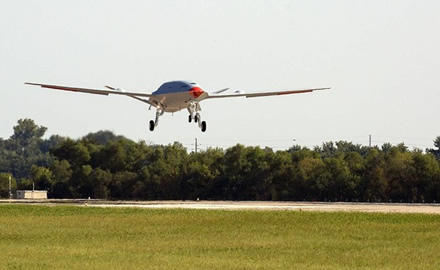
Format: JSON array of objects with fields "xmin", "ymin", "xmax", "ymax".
[{"xmin": 2, "ymin": 199, "xmax": 440, "ymax": 214}]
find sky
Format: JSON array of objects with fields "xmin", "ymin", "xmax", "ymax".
[{"xmin": 1, "ymin": 0, "xmax": 439, "ymax": 151}]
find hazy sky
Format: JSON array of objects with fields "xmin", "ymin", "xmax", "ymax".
[{"xmin": 1, "ymin": 0, "xmax": 439, "ymax": 151}]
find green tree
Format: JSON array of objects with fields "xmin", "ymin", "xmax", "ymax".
[
  {"xmin": 269, "ymin": 151, "xmax": 295, "ymax": 200},
  {"xmin": 83, "ymin": 130, "xmax": 126, "ymax": 145},
  {"xmin": 109, "ymin": 171, "xmax": 138, "ymax": 199},
  {"xmin": 427, "ymin": 136, "xmax": 440, "ymax": 160},
  {"xmin": 335, "ymin": 141, "xmax": 369, "ymax": 157},
  {"xmin": 195, "ymin": 147, "xmax": 225, "ymax": 200},
  {"xmin": 9, "ymin": 119, "xmax": 47, "ymax": 153},
  {"xmin": 314, "ymin": 142, "xmax": 336, "ymax": 158},
  {"xmin": 221, "ymin": 145, "xmax": 272, "ymax": 200},
  {"xmin": 72, "ymin": 165, "xmax": 93, "ymax": 198},
  {"xmin": 323, "ymin": 157, "xmax": 352, "ymax": 201},
  {"xmin": 343, "ymin": 152, "xmax": 365, "ymax": 200},
  {"xmin": 51, "ymin": 139, "xmax": 91, "ymax": 167},
  {"xmin": 50, "ymin": 160, "xmax": 73, "ymax": 198},
  {"xmin": 411, "ymin": 151, "xmax": 439, "ymax": 202},
  {"xmin": 183, "ymin": 161, "xmax": 213, "ymax": 200},
  {"xmin": 2, "ymin": 119, "xmax": 51, "ymax": 180},
  {"xmin": 89, "ymin": 168, "xmax": 112, "ymax": 199},
  {"xmin": 298, "ymin": 157, "xmax": 327, "ymax": 200},
  {"xmin": 30, "ymin": 165, "xmax": 53, "ymax": 191},
  {"xmin": 40, "ymin": 135, "xmax": 66, "ymax": 153},
  {"xmin": 17, "ymin": 178, "xmax": 33, "ymax": 190},
  {"xmin": 361, "ymin": 149, "xmax": 388, "ymax": 201},
  {"xmin": 381, "ymin": 143, "xmax": 393, "ymax": 154},
  {"xmin": 385, "ymin": 150, "xmax": 414, "ymax": 202},
  {"xmin": 142, "ymin": 143, "xmax": 188, "ymax": 199}
]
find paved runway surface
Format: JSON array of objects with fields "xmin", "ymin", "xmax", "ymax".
[{"xmin": 2, "ymin": 199, "xmax": 440, "ymax": 214}]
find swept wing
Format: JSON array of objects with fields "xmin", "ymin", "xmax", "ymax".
[
  {"xmin": 24, "ymin": 82, "xmax": 152, "ymax": 98},
  {"xmin": 206, "ymin": 87, "xmax": 330, "ymax": 99}
]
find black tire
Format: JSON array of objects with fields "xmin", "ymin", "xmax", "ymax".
[
  {"xmin": 201, "ymin": 121, "xmax": 207, "ymax": 132},
  {"xmin": 188, "ymin": 115, "xmax": 192, "ymax": 123},
  {"xmin": 149, "ymin": 120, "xmax": 155, "ymax": 131}
]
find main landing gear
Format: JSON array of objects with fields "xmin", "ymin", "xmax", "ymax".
[
  {"xmin": 188, "ymin": 101, "xmax": 207, "ymax": 132},
  {"xmin": 148, "ymin": 104, "xmax": 206, "ymax": 132},
  {"xmin": 149, "ymin": 108, "xmax": 164, "ymax": 131}
]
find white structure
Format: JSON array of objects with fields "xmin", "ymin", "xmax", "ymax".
[{"xmin": 16, "ymin": 190, "xmax": 47, "ymax": 199}]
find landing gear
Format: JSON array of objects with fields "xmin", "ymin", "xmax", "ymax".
[
  {"xmin": 187, "ymin": 101, "xmax": 207, "ymax": 132},
  {"xmin": 149, "ymin": 107, "xmax": 164, "ymax": 132}
]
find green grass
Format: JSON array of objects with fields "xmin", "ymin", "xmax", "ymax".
[{"xmin": 0, "ymin": 205, "xmax": 439, "ymax": 270}]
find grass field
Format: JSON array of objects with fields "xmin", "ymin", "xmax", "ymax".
[{"xmin": 0, "ymin": 205, "xmax": 439, "ymax": 270}]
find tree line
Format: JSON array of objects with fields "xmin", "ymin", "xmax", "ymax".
[{"xmin": 1, "ymin": 119, "xmax": 440, "ymax": 202}]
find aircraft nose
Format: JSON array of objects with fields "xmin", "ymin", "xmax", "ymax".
[{"xmin": 189, "ymin": 86, "xmax": 205, "ymax": 98}]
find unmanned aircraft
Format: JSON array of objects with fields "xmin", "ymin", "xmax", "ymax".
[{"xmin": 25, "ymin": 81, "xmax": 330, "ymax": 132}]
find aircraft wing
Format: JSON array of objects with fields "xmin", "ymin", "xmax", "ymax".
[
  {"xmin": 25, "ymin": 82, "xmax": 153, "ymax": 98},
  {"xmin": 207, "ymin": 87, "xmax": 330, "ymax": 99}
]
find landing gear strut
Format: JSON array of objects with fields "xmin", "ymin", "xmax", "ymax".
[
  {"xmin": 187, "ymin": 101, "xmax": 207, "ymax": 132},
  {"xmin": 149, "ymin": 107, "xmax": 164, "ymax": 132}
]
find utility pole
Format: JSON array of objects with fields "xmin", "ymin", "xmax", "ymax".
[
  {"xmin": 195, "ymin": 138, "xmax": 198, "ymax": 153},
  {"xmin": 369, "ymin": 135, "xmax": 372, "ymax": 148},
  {"xmin": 8, "ymin": 174, "xmax": 12, "ymax": 199}
]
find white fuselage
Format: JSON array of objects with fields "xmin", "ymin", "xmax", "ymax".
[{"xmin": 148, "ymin": 80, "xmax": 208, "ymax": 112}]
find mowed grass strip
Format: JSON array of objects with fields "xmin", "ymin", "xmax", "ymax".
[{"xmin": 0, "ymin": 205, "xmax": 439, "ymax": 270}]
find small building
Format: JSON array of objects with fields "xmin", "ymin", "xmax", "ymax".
[{"xmin": 16, "ymin": 190, "xmax": 47, "ymax": 199}]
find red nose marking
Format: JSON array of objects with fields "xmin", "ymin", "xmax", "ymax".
[{"xmin": 189, "ymin": 86, "xmax": 204, "ymax": 98}]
